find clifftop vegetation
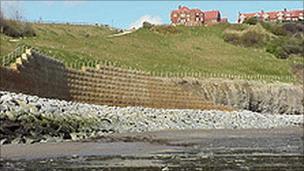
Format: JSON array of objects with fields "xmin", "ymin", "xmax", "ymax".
[
  {"xmin": 224, "ymin": 21, "xmax": 304, "ymax": 59},
  {"xmin": 0, "ymin": 21, "xmax": 302, "ymax": 79}
]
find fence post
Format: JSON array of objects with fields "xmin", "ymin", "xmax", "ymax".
[{"xmin": 2, "ymin": 55, "xmax": 5, "ymax": 66}]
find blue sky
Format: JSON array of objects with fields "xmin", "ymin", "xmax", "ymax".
[{"xmin": 1, "ymin": 1, "xmax": 303, "ymax": 29}]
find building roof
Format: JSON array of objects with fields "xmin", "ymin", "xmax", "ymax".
[
  {"xmin": 286, "ymin": 10, "xmax": 304, "ymax": 17},
  {"xmin": 241, "ymin": 12, "xmax": 259, "ymax": 18},
  {"xmin": 267, "ymin": 11, "xmax": 280, "ymax": 19},
  {"xmin": 191, "ymin": 8, "xmax": 203, "ymax": 13},
  {"xmin": 204, "ymin": 10, "xmax": 220, "ymax": 20},
  {"xmin": 179, "ymin": 6, "xmax": 190, "ymax": 11},
  {"xmin": 172, "ymin": 6, "xmax": 203, "ymax": 14},
  {"xmin": 171, "ymin": 6, "xmax": 190, "ymax": 13},
  {"xmin": 240, "ymin": 9, "xmax": 303, "ymax": 19}
]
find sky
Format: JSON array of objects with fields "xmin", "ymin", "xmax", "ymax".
[{"xmin": 1, "ymin": 1, "xmax": 303, "ymax": 29}]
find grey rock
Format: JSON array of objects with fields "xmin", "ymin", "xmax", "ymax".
[{"xmin": 0, "ymin": 90, "xmax": 303, "ymax": 144}]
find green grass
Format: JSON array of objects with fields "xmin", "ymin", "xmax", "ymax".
[{"xmin": 0, "ymin": 23, "xmax": 297, "ymax": 77}]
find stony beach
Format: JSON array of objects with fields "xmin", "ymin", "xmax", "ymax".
[{"xmin": 0, "ymin": 91, "xmax": 303, "ymax": 144}]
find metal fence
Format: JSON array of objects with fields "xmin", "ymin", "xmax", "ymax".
[{"xmin": 1, "ymin": 46, "xmax": 296, "ymax": 83}]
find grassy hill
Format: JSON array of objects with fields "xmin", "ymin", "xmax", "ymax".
[{"xmin": 0, "ymin": 23, "xmax": 299, "ymax": 77}]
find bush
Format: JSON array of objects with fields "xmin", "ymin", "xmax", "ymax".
[
  {"xmin": 142, "ymin": 21, "xmax": 153, "ymax": 29},
  {"xmin": 266, "ymin": 37, "xmax": 304, "ymax": 59},
  {"xmin": 23, "ymin": 23, "xmax": 36, "ymax": 37},
  {"xmin": 224, "ymin": 22, "xmax": 303, "ymax": 59},
  {"xmin": 0, "ymin": 18, "xmax": 36, "ymax": 38},
  {"xmin": 268, "ymin": 46, "xmax": 289, "ymax": 59},
  {"xmin": 227, "ymin": 24, "xmax": 249, "ymax": 31},
  {"xmin": 223, "ymin": 32, "xmax": 240, "ymax": 45},
  {"xmin": 240, "ymin": 31, "xmax": 265, "ymax": 47},
  {"xmin": 243, "ymin": 17, "xmax": 258, "ymax": 25},
  {"xmin": 260, "ymin": 22, "xmax": 287, "ymax": 36},
  {"xmin": 224, "ymin": 29, "xmax": 268, "ymax": 48},
  {"xmin": 150, "ymin": 25, "xmax": 179, "ymax": 34},
  {"xmin": 282, "ymin": 23, "xmax": 304, "ymax": 35}
]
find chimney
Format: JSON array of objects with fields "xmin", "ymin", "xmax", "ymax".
[
  {"xmin": 284, "ymin": 8, "xmax": 287, "ymax": 12},
  {"xmin": 178, "ymin": 5, "xmax": 182, "ymax": 9},
  {"xmin": 261, "ymin": 10, "xmax": 264, "ymax": 13}
]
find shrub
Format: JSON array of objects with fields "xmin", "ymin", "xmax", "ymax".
[
  {"xmin": 23, "ymin": 22, "xmax": 36, "ymax": 37},
  {"xmin": 240, "ymin": 31, "xmax": 265, "ymax": 47},
  {"xmin": 142, "ymin": 21, "xmax": 153, "ymax": 29},
  {"xmin": 243, "ymin": 17, "xmax": 258, "ymax": 25},
  {"xmin": 283, "ymin": 44, "xmax": 303, "ymax": 55},
  {"xmin": 150, "ymin": 25, "xmax": 179, "ymax": 34},
  {"xmin": 266, "ymin": 37, "xmax": 304, "ymax": 59},
  {"xmin": 270, "ymin": 46, "xmax": 289, "ymax": 59},
  {"xmin": 0, "ymin": 17, "xmax": 36, "ymax": 38},
  {"xmin": 260, "ymin": 22, "xmax": 287, "ymax": 36},
  {"xmin": 223, "ymin": 32, "xmax": 240, "ymax": 45},
  {"xmin": 227, "ymin": 24, "xmax": 249, "ymax": 31},
  {"xmin": 224, "ymin": 28, "xmax": 271, "ymax": 48},
  {"xmin": 282, "ymin": 23, "xmax": 304, "ymax": 35},
  {"xmin": 1, "ymin": 19, "xmax": 22, "ymax": 37}
]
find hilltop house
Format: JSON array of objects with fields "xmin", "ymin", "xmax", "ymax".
[
  {"xmin": 170, "ymin": 6, "xmax": 228, "ymax": 26},
  {"xmin": 238, "ymin": 9, "xmax": 304, "ymax": 23}
]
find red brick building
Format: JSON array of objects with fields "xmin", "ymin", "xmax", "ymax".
[
  {"xmin": 170, "ymin": 6, "xmax": 227, "ymax": 26},
  {"xmin": 238, "ymin": 9, "xmax": 304, "ymax": 23}
]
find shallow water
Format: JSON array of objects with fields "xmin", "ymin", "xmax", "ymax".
[
  {"xmin": 2, "ymin": 152, "xmax": 304, "ymax": 171},
  {"xmin": 1, "ymin": 128, "xmax": 303, "ymax": 171}
]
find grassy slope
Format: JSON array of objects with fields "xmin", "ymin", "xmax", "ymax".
[{"xmin": 0, "ymin": 23, "xmax": 296, "ymax": 76}]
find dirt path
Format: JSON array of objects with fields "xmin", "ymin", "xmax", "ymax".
[
  {"xmin": 1, "ymin": 127, "xmax": 303, "ymax": 170},
  {"xmin": 107, "ymin": 30, "xmax": 134, "ymax": 38}
]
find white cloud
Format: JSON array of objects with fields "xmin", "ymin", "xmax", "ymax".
[{"xmin": 129, "ymin": 15, "xmax": 163, "ymax": 29}]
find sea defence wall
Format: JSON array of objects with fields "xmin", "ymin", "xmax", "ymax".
[
  {"xmin": 0, "ymin": 49, "xmax": 303, "ymax": 114},
  {"xmin": 0, "ymin": 52, "xmax": 70, "ymax": 100},
  {"xmin": 0, "ymin": 49, "xmax": 223, "ymax": 110}
]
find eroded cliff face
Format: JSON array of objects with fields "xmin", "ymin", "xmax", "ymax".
[{"xmin": 174, "ymin": 78, "xmax": 304, "ymax": 115}]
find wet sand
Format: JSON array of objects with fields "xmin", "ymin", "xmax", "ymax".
[{"xmin": 1, "ymin": 127, "xmax": 304, "ymax": 170}]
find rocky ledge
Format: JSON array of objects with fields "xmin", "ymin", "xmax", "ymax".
[{"xmin": 0, "ymin": 91, "xmax": 303, "ymax": 144}]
